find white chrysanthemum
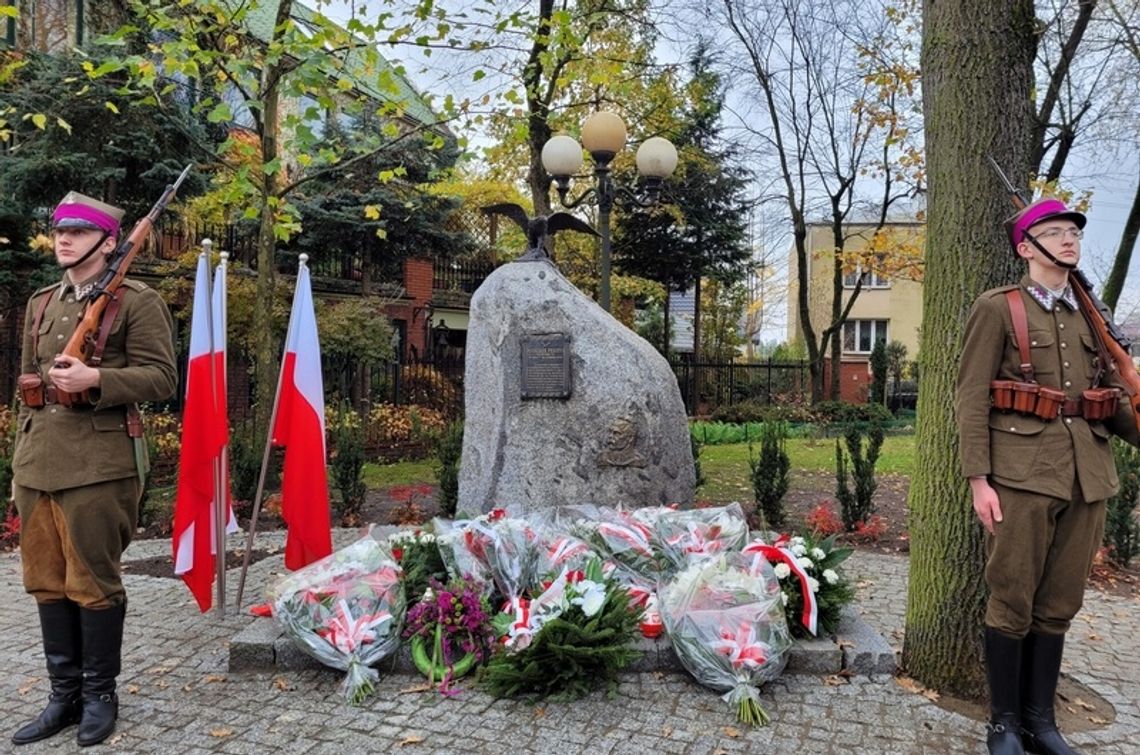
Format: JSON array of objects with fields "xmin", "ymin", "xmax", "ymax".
[
  {"xmin": 773, "ymin": 563, "xmax": 791, "ymax": 579},
  {"xmin": 791, "ymin": 544, "xmax": 807, "ymax": 557},
  {"xmin": 823, "ymin": 569, "xmax": 839, "ymax": 585},
  {"xmin": 798, "ymin": 557, "xmax": 814, "ymax": 570},
  {"xmin": 811, "ymin": 548, "xmax": 826, "ymax": 561},
  {"xmin": 807, "ymin": 577, "xmax": 820, "ymax": 593},
  {"xmin": 780, "ymin": 592, "xmax": 788, "ymax": 606}
]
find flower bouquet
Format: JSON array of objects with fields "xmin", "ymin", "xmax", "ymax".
[
  {"xmin": 483, "ymin": 558, "xmax": 642, "ymax": 700},
  {"xmin": 403, "ymin": 578, "xmax": 496, "ymax": 694},
  {"xmin": 435, "ymin": 510, "xmax": 539, "ymax": 599},
  {"xmin": 386, "ymin": 528, "xmax": 447, "ymax": 603},
  {"xmin": 745, "ymin": 533, "xmax": 855, "ymax": 638},
  {"xmin": 655, "ymin": 503, "xmax": 749, "ymax": 570},
  {"xmin": 564, "ymin": 505, "xmax": 672, "ymax": 586},
  {"xmin": 659, "ymin": 552, "xmax": 792, "ymax": 726},
  {"xmin": 268, "ymin": 533, "xmax": 405, "ymax": 705}
]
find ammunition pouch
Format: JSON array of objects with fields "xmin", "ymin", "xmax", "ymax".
[
  {"xmin": 17, "ymin": 374, "xmax": 46, "ymax": 409},
  {"xmin": 991, "ymin": 380, "xmax": 1120, "ymax": 422}
]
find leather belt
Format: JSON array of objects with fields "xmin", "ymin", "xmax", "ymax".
[
  {"xmin": 1060, "ymin": 399, "xmax": 1082, "ymax": 417},
  {"xmin": 43, "ymin": 386, "xmax": 60, "ymax": 406}
]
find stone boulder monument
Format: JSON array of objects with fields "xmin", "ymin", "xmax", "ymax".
[{"xmin": 458, "ymin": 210, "xmax": 695, "ymax": 513}]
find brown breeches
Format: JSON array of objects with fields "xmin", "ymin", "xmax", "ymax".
[
  {"xmin": 13, "ymin": 478, "xmax": 140, "ymax": 608},
  {"xmin": 984, "ymin": 480, "xmax": 1105, "ymax": 637}
]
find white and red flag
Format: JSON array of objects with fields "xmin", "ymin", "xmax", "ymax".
[
  {"xmin": 272, "ymin": 257, "xmax": 332, "ymax": 570},
  {"xmin": 173, "ymin": 254, "xmax": 228, "ymax": 612},
  {"xmin": 211, "ymin": 256, "xmax": 238, "ymax": 536}
]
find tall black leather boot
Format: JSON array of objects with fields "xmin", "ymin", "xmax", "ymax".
[
  {"xmin": 76, "ymin": 602, "xmax": 126, "ymax": 747},
  {"xmin": 1021, "ymin": 632, "xmax": 1079, "ymax": 755},
  {"xmin": 11, "ymin": 601, "xmax": 83, "ymax": 745},
  {"xmin": 985, "ymin": 627, "xmax": 1026, "ymax": 755}
]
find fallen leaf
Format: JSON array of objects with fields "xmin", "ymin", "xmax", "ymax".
[
  {"xmin": 210, "ymin": 728, "xmax": 234, "ymax": 738},
  {"xmin": 398, "ymin": 682, "xmax": 434, "ymax": 694},
  {"xmin": 533, "ymin": 707, "xmax": 546, "ymax": 719},
  {"xmin": 182, "ymin": 684, "xmax": 194, "ymax": 692},
  {"xmin": 203, "ymin": 674, "xmax": 226, "ymax": 683},
  {"xmin": 125, "ymin": 685, "xmax": 140, "ymax": 694},
  {"xmin": 722, "ymin": 726, "xmax": 742, "ymax": 737},
  {"xmin": 107, "ymin": 733, "xmax": 125, "ymax": 745},
  {"xmin": 399, "ymin": 734, "xmax": 425, "ymax": 746},
  {"xmin": 1073, "ymin": 698, "xmax": 1095, "ymax": 712},
  {"xmin": 1086, "ymin": 634, "xmax": 1101, "ymax": 641},
  {"xmin": 1089, "ymin": 716, "xmax": 1110, "ymax": 725},
  {"xmin": 148, "ymin": 665, "xmax": 174, "ymax": 675},
  {"xmin": 273, "ymin": 676, "xmax": 293, "ymax": 691},
  {"xmin": 662, "ymin": 725, "xmax": 674, "ymax": 737},
  {"xmin": 824, "ymin": 674, "xmax": 850, "ymax": 686},
  {"xmin": 154, "ymin": 680, "xmax": 168, "ymax": 689}
]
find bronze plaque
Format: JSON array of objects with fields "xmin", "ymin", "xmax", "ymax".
[{"xmin": 521, "ymin": 334, "xmax": 571, "ymax": 399}]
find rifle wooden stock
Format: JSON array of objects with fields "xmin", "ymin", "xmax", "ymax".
[
  {"xmin": 54, "ymin": 223, "xmax": 152, "ymax": 407},
  {"xmin": 1070, "ymin": 276, "xmax": 1140, "ymax": 424},
  {"xmin": 54, "ymin": 164, "xmax": 192, "ymax": 407}
]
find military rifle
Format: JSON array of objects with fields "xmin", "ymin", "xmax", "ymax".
[
  {"xmin": 55, "ymin": 164, "xmax": 193, "ymax": 407},
  {"xmin": 986, "ymin": 156, "xmax": 1140, "ymax": 431}
]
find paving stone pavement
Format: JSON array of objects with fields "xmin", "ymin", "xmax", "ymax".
[{"xmin": 1, "ymin": 532, "xmax": 1137, "ymax": 755}]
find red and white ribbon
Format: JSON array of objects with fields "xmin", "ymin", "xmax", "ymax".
[{"xmin": 742, "ymin": 540, "xmax": 818, "ymax": 636}]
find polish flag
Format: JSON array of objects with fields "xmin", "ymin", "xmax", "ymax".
[
  {"xmin": 173, "ymin": 254, "xmax": 227, "ymax": 612},
  {"xmin": 272, "ymin": 258, "xmax": 332, "ymax": 570},
  {"xmin": 212, "ymin": 258, "xmax": 238, "ymax": 536}
]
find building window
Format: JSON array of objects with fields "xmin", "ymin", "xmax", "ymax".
[
  {"xmin": 842, "ymin": 319, "xmax": 888, "ymax": 354},
  {"xmin": 22, "ymin": 0, "xmax": 83, "ymax": 52},
  {"xmin": 843, "ymin": 265, "xmax": 889, "ymax": 289},
  {"xmin": 2, "ymin": 1, "xmax": 15, "ymax": 48}
]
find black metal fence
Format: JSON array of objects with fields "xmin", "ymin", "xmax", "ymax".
[{"xmin": 670, "ymin": 359, "xmax": 811, "ymax": 416}]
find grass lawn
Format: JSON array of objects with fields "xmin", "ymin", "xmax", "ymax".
[
  {"xmin": 696, "ymin": 434, "xmax": 916, "ymax": 502},
  {"xmin": 362, "ymin": 434, "xmax": 916, "ymax": 504},
  {"xmin": 363, "ymin": 459, "xmax": 437, "ymax": 489}
]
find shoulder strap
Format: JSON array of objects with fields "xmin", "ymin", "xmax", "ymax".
[
  {"xmin": 1005, "ymin": 289, "xmax": 1035, "ymax": 383},
  {"xmin": 30, "ymin": 290, "xmax": 53, "ymax": 368}
]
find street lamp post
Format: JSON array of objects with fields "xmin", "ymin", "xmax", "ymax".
[{"xmin": 540, "ymin": 111, "xmax": 678, "ymax": 312}]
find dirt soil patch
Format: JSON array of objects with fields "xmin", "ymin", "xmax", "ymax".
[{"xmin": 122, "ymin": 549, "xmax": 278, "ymax": 579}]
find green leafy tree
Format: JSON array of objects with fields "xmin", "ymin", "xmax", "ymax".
[
  {"xmin": 89, "ymin": 0, "xmax": 463, "ymax": 430},
  {"xmin": 614, "ymin": 43, "xmax": 752, "ymax": 361}
]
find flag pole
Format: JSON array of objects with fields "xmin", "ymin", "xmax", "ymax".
[
  {"xmin": 208, "ymin": 241, "xmax": 227, "ymax": 618},
  {"xmin": 216, "ymin": 250, "xmax": 231, "ymax": 615},
  {"xmin": 234, "ymin": 254, "xmax": 307, "ymax": 610}
]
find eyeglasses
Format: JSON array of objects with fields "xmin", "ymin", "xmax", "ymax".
[{"xmin": 1032, "ymin": 228, "xmax": 1084, "ymax": 241}]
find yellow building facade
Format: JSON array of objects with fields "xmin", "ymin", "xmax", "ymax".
[{"xmin": 787, "ymin": 221, "xmax": 924, "ymax": 363}]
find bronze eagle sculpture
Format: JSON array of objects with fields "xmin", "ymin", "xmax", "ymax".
[{"xmin": 482, "ymin": 203, "xmax": 599, "ymax": 262}]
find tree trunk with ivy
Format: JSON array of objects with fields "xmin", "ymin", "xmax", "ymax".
[{"xmin": 903, "ymin": 0, "xmax": 1036, "ymax": 698}]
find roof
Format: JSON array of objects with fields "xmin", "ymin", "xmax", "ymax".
[{"xmin": 238, "ymin": 1, "xmax": 438, "ymax": 127}]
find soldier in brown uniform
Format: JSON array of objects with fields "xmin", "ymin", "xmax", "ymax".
[
  {"xmin": 10, "ymin": 193, "xmax": 176, "ymax": 747},
  {"xmin": 957, "ymin": 198, "xmax": 1139, "ymax": 755}
]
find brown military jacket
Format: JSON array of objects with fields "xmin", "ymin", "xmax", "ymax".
[
  {"xmin": 956, "ymin": 275, "xmax": 1139, "ymax": 503},
  {"xmin": 13, "ymin": 275, "xmax": 177, "ymax": 492}
]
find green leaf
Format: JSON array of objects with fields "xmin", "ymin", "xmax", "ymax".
[
  {"xmin": 207, "ymin": 101, "xmax": 232, "ymax": 123},
  {"xmin": 104, "ymin": 101, "xmax": 120, "ymax": 115},
  {"xmin": 55, "ymin": 117, "xmax": 72, "ymax": 134},
  {"xmin": 30, "ymin": 113, "xmax": 47, "ymax": 130}
]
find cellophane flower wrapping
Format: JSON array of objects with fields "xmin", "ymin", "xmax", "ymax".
[
  {"xmin": 659, "ymin": 552, "xmax": 792, "ymax": 725},
  {"xmin": 561, "ymin": 504, "xmax": 673, "ymax": 586},
  {"xmin": 267, "ymin": 533, "xmax": 405, "ymax": 705},
  {"xmin": 655, "ymin": 503, "xmax": 749, "ymax": 570},
  {"xmin": 435, "ymin": 509, "xmax": 540, "ymax": 618}
]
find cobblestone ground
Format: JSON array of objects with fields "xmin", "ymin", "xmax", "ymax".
[{"xmin": 1, "ymin": 534, "xmax": 1137, "ymax": 755}]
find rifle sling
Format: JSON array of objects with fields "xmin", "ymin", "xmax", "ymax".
[
  {"xmin": 1071, "ymin": 279, "xmax": 1114, "ymax": 389},
  {"xmin": 89, "ymin": 289, "xmax": 125, "ymax": 367}
]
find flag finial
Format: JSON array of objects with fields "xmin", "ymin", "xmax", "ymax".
[
  {"xmin": 299, "ymin": 253, "xmax": 309, "ymax": 266},
  {"xmin": 201, "ymin": 238, "xmax": 213, "ymax": 255}
]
